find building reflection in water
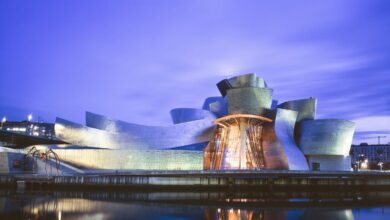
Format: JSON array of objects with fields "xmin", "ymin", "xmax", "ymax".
[
  {"xmin": 0, "ymin": 191, "xmax": 376, "ymax": 220},
  {"xmin": 205, "ymin": 208, "xmax": 354, "ymax": 220},
  {"xmin": 205, "ymin": 208, "xmax": 286, "ymax": 220}
]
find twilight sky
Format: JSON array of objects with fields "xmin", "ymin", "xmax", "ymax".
[{"xmin": 0, "ymin": 0, "xmax": 389, "ymax": 144}]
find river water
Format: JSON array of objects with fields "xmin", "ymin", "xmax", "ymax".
[{"xmin": 0, "ymin": 190, "xmax": 389, "ymax": 220}]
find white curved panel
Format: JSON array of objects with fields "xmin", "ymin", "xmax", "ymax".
[
  {"xmin": 85, "ymin": 112, "xmax": 215, "ymax": 149},
  {"xmin": 274, "ymin": 108, "xmax": 309, "ymax": 170}
]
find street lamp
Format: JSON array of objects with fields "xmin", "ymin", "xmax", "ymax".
[
  {"xmin": 1, "ymin": 117, "xmax": 6, "ymax": 129},
  {"xmin": 27, "ymin": 114, "xmax": 33, "ymax": 122},
  {"xmin": 378, "ymin": 162, "xmax": 384, "ymax": 171},
  {"xmin": 357, "ymin": 154, "xmax": 366, "ymax": 171}
]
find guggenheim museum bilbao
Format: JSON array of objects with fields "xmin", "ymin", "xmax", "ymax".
[
  {"xmin": 45, "ymin": 73, "xmax": 356, "ymax": 172},
  {"xmin": 32, "ymin": 73, "xmax": 353, "ymax": 172}
]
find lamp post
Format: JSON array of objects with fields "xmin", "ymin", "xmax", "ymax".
[
  {"xmin": 27, "ymin": 114, "xmax": 33, "ymax": 135},
  {"xmin": 27, "ymin": 114, "xmax": 33, "ymax": 122},
  {"xmin": 378, "ymin": 162, "xmax": 384, "ymax": 171},
  {"xmin": 357, "ymin": 154, "xmax": 366, "ymax": 171},
  {"xmin": 1, "ymin": 117, "xmax": 6, "ymax": 129}
]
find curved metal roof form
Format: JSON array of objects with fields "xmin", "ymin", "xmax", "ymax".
[
  {"xmin": 278, "ymin": 98, "xmax": 317, "ymax": 122},
  {"xmin": 272, "ymin": 108, "xmax": 309, "ymax": 170},
  {"xmin": 170, "ymin": 108, "xmax": 216, "ymax": 124},
  {"xmin": 50, "ymin": 72, "xmax": 355, "ymax": 172},
  {"xmin": 55, "ymin": 117, "xmax": 123, "ymax": 149},
  {"xmin": 298, "ymin": 119, "xmax": 356, "ymax": 156},
  {"xmin": 84, "ymin": 111, "xmax": 215, "ymax": 149}
]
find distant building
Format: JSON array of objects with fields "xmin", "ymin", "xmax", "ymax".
[
  {"xmin": 350, "ymin": 143, "xmax": 390, "ymax": 170},
  {"xmin": 0, "ymin": 121, "xmax": 55, "ymax": 139}
]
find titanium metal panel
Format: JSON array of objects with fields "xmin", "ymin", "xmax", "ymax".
[
  {"xmin": 273, "ymin": 108, "xmax": 309, "ymax": 170},
  {"xmin": 227, "ymin": 73, "xmax": 265, "ymax": 88},
  {"xmin": 53, "ymin": 149, "xmax": 203, "ymax": 170},
  {"xmin": 216, "ymin": 73, "xmax": 266, "ymax": 97},
  {"xmin": 306, "ymin": 155, "xmax": 352, "ymax": 171},
  {"xmin": 298, "ymin": 119, "xmax": 355, "ymax": 156},
  {"xmin": 170, "ymin": 108, "xmax": 216, "ymax": 124},
  {"xmin": 226, "ymin": 87, "xmax": 273, "ymax": 115},
  {"xmin": 54, "ymin": 118, "xmax": 124, "ymax": 149},
  {"xmin": 85, "ymin": 112, "xmax": 216, "ymax": 149},
  {"xmin": 278, "ymin": 98, "xmax": 317, "ymax": 122},
  {"xmin": 202, "ymin": 96, "xmax": 227, "ymax": 117},
  {"xmin": 216, "ymin": 79, "xmax": 232, "ymax": 97},
  {"xmin": 261, "ymin": 108, "xmax": 309, "ymax": 170}
]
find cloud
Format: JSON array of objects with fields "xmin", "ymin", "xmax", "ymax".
[{"xmin": 0, "ymin": 0, "xmax": 389, "ymax": 136}]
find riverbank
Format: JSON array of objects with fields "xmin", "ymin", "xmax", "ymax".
[{"xmin": 2, "ymin": 170, "xmax": 390, "ymax": 191}]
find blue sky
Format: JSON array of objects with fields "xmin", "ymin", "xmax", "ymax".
[{"xmin": 1, "ymin": 0, "xmax": 389, "ymax": 144}]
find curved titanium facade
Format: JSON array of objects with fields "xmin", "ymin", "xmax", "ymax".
[
  {"xmin": 306, "ymin": 155, "xmax": 352, "ymax": 171},
  {"xmin": 261, "ymin": 108, "xmax": 309, "ymax": 170},
  {"xmin": 53, "ymin": 148, "xmax": 203, "ymax": 170},
  {"xmin": 226, "ymin": 87, "xmax": 273, "ymax": 115},
  {"xmin": 298, "ymin": 119, "xmax": 355, "ymax": 156},
  {"xmin": 216, "ymin": 73, "xmax": 265, "ymax": 97},
  {"xmin": 227, "ymin": 73, "xmax": 265, "ymax": 88},
  {"xmin": 273, "ymin": 108, "xmax": 309, "ymax": 170},
  {"xmin": 85, "ymin": 112, "xmax": 215, "ymax": 149},
  {"xmin": 278, "ymin": 98, "xmax": 317, "ymax": 122},
  {"xmin": 170, "ymin": 108, "xmax": 216, "ymax": 124},
  {"xmin": 49, "ymin": 72, "xmax": 356, "ymax": 172},
  {"xmin": 202, "ymin": 96, "xmax": 227, "ymax": 117},
  {"xmin": 55, "ymin": 118, "xmax": 122, "ymax": 149}
]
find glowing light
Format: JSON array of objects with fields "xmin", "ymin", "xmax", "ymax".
[
  {"xmin": 28, "ymin": 114, "xmax": 33, "ymax": 121},
  {"xmin": 361, "ymin": 159, "xmax": 369, "ymax": 169},
  {"xmin": 58, "ymin": 211, "xmax": 62, "ymax": 220},
  {"xmin": 204, "ymin": 114, "xmax": 268, "ymax": 170},
  {"xmin": 1, "ymin": 117, "xmax": 6, "ymax": 123}
]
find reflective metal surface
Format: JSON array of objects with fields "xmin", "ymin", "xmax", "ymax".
[
  {"xmin": 50, "ymin": 73, "xmax": 356, "ymax": 172},
  {"xmin": 261, "ymin": 109, "xmax": 309, "ymax": 170},
  {"xmin": 277, "ymin": 98, "xmax": 317, "ymax": 122},
  {"xmin": 86, "ymin": 111, "xmax": 215, "ymax": 149},
  {"xmin": 226, "ymin": 87, "xmax": 273, "ymax": 115},
  {"xmin": 202, "ymin": 96, "xmax": 228, "ymax": 117},
  {"xmin": 306, "ymin": 155, "xmax": 352, "ymax": 171},
  {"xmin": 272, "ymin": 109, "xmax": 309, "ymax": 170},
  {"xmin": 170, "ymin": 108, "xmax": 216, "ymax": 124},
  {"xmin": 298, "ymin": 119, "xmax": 356, "ymax": 156},
  {"xmin": 216, "ymin": 73, "xmax": 266, "ymax": 97},
  {"xmin": 55, "ymin": 118, "xmax": 123, "ymax": 149},
  {"xmin": 53, "ymin": 148, "xmax": 203, "ymax": 170},
  {"xmin": 56, "ymin": 112, "xmax": 216, "ymax": 150},
  {"xmin": 227, "ymin": 73, "xmax": 266, "ymax": 88}
]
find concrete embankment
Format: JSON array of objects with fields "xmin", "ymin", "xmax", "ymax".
[{"xmin": 1, "ymin": 170, "xmax": 390, "ymax": 190}]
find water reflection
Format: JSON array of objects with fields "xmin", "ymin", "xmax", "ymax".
[
  {"xmin": 205, "ymin": 208, "xmax": 355, "ymax": 220},
  {"xmin": 205, "ymin": 208, "xmax": 286, "ymax": 220},
  {"xmin": 0, "ymin": 190, "xmax": 389, "ymax": 220}
]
